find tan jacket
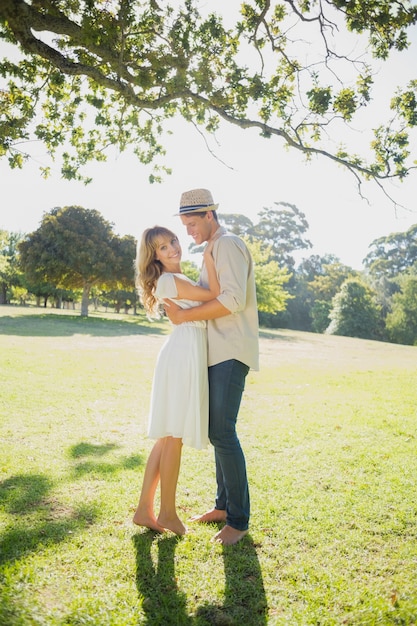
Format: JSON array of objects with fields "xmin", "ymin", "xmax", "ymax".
[{"xmin": 199, "ymin": 227, "xmax": 259, "ymax": 370}]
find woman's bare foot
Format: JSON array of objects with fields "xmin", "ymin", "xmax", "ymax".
[
  {"xmin": 157, "ymin": 514, "xmax": 186, "ymax": 536},
  {"xmin": 189, "ymin": 508, "xmax": 227, "ymax": 524},
  {"xmin": 133, "ymin": 510, "xmax": 165, "ymax": 533},
  {"xmin": 212, "ymin": 525, "xmax": 248, "ymax": 546}
]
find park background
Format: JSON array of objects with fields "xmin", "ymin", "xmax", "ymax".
[{"xmin": 1, "ymin": 2, "xmax": 417, "ymax": 623}]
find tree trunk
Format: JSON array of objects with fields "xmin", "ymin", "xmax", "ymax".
[
  {"xmin": 81, "ymin": 283, "xmax": 91, "ymax": 317},
  {"xmin": 0, "ymin": 282, "xmax": 7, "ymax": 304}
]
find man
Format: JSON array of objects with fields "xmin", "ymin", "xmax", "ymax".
[{"xmin": 165, "ymin": 188, "xmax": 259, "ymax": 546}]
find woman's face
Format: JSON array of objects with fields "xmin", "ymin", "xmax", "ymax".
[{"xmin": 154, "ymin": 235, "xmax": 182, "ymax": 271}]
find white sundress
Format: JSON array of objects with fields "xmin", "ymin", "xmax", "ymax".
[{"xmin": 147, "ymin": 273, "xmax": 209, "ymax": 450}]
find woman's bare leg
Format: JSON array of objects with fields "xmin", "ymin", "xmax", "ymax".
[
  {"xmin": 157, "ymin": 437, "xmax": 186, "ymax": 535},
  {"xmin": 133, "ymin": 439, "xmax": 165, "ymax": 532}
]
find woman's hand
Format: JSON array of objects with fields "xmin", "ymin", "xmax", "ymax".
[{"xmin": 203, "ymin": 238, "xmax": 215, "ymax": 261}]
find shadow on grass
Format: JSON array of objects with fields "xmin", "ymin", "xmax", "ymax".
[
  {"xmin": 70, "ymin": 442, "xmax": 119, "ymax": 458},
  {"xmin": 133, "ymin": 532, "xmax": 192, "ymax": 625},
  {"xmin": 195, "ymin": 536, "xmax": 268, "ymax": 625},
  {"xmin": 133, "ymin": 531, "xmax": 267, "ymax": 625},
  {"xmin": 0, "ymin": 313, "xmax": 168, "ymax": 338},
  {"xmin": 72, "ymin": 454, "xmax": 144, "ymax": 478},
  {"xmin": 0, "ymin": 473, "xmax": 97, "ymax": 567},
  {"xmin": 68, "ymin": 441, "xmax": 145, "ymax": 478}
]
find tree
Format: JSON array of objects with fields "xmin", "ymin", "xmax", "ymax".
[
  {"xmin": 221, "ymin": 214, "xmax": 334, "ymax": 330},
  {"xmin": 307, "ymin": 260, "xmax": 358, "ymax": 302},
  {"xmin": 245, "ymin": 237, "xmax": 292, "ymax": 314},
  {"xmin": 248, "ymin": 202, "xmax": 312, "ymax": 272},
  {"xmin": 385, "ymin": 272, "xmax": 417, "ymax": 345},
  {"xmin": 22, "ymin": 279, "xmax": 72, "ymax": 308},
  {"xmin": 363, "ymin": 224, "xmax": 417, "ymax": 279},
  {"xmin": 111, "ymin": 234, "xmax": 137, "ymax": 288},
  {"xmin": 310, "ymin": 300, "xmax": 333, "ymax": 334},
  {"xmin": 18, "ymin": 206, "xmax": 124, "ymax": 316},
  {"xmin": 297, "ymin": 254, "xmax": 341, "ymax": 283},
  {"xmin": 221, "ymin": 214, "xmax": 255, "ymax": 237},
  {"xmin": 0, "ymin": 230, "xmax": 24, "ymax": 304},
  {"xmin": 0, "ymin": 1, "xmax": 416, "ymax": 193},
  {"xmin": 0, "ymin": 230, "xmax": 11, "ymax": 303},
  {"xmin": 99, "ymin": 233, "xmax": 137, "ymax": 313},
  {"xmin": 326, "ymin": 278, "xmax": 382, "ymax": 339},
  {"xmin": 181, "ymin": 260, "xmax": 200, "ymax": 284},
  {"xmin": 289, "ymin": 254, "xmax": 353, "ymax": 331},
  {"xmin": 365, "ymin": 274, "xmax": 400, "ymax": 321}
]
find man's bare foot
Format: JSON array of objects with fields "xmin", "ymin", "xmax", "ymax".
[
  {"xmin": 157, "ymin": 514, "xmax": 186, "ymax": 536},
  {"xmin": 212, "ymin": 525, "xmax": 248, "ymax": 546},
  {"xmin": 188, "ymin": 508, "xmax": 227, "ymax": 524},
  {"xmin": 133, "ymin": 511, "xmax": 165, "ymax": 533}
]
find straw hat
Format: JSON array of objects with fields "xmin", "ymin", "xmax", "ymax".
[{"xmin": 176, "ymin": 188, "xmax": 219, "ymax": 215}]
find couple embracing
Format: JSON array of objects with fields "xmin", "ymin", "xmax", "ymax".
[{"xmin": 133, "ymin": 188, "xmax": 259, "ymax": 546}]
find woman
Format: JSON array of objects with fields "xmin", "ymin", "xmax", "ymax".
[{"xmin": 133, "ymin": 226, "xmax": 219, "ymax": 535}]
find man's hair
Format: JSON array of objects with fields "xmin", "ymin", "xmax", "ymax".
[{"xmin": 195, "ymin": 210, "xmax": 218, "ymax": 223}]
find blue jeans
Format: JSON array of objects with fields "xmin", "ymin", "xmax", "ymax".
[{"xmin": 208, "ymin": 359, "xmax": 250, "ymax": 531}]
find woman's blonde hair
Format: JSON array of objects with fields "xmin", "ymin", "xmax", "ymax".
[{"xmin": 136, "ymin": 226, "xmax": 178, "ymax": 318}]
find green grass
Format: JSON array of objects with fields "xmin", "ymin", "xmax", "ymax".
[{"xmin": 1, "ymin": 305, "xmax": 417, "ymax": 625}]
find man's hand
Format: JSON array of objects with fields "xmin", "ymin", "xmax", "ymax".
[{"xmin": 163, "ymin": 299, "xmax": 183, "ymax": 324}]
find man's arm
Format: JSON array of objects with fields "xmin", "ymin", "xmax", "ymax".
[
  {"xmin": 164, "ymin": 234, "xmax": 248, "ymax": 324},
  {"xmin": 164, "ymin": 298, "xmax": 230, "ymax": 324}
]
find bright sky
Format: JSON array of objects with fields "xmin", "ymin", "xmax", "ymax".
[{"xmin": 1, "ymin": 5, "xmax": 417, "ymax": 270}]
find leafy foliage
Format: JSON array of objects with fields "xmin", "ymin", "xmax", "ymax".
[
  {"xmin": 18, "ymin": 206, "xmax": 135, "ymax": 316},
  {"xmin": 363, "ymin": 223, "xmax": 417, "ymax": 278},
  {"xmin": 244, "ymin": 237, "xmax": 292, "ymax": 313},
  {"xmin": 0, "ymin": 0, "xmax": 416, "ymax": 187},
  {"xmin": 307, "ymin": 260, "xmax": 358, "ymax": 302},
  {"xmin": 385, "ymin": 272, "xmax": 417, "ymax": 345},
  {"xmin": 327, "ymin": 278, "xmax": 382, "ymax": 339},
  {"xmin": 310, "ymin": 299, "xmax": 332, "ymax": 333},
  {"xmin": 248, "ymin": 202, "xmax": 312, "ymax": 272},
  {"xmin": 180, "ymin": 259, "xmax": 200, "ymax": 283},
  {"xmin": 0, "ymin": 229, "xmax": 24, "ymax": 303},
  {"xmin": 281, "ymin": 255, "xmax": 357, "ymax": 332}
]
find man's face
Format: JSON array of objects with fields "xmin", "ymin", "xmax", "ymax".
[{"xmin": 180, "ymin": 212, "xmax": 212, "ymax": 246}]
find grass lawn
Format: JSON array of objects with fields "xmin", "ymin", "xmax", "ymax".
[{"xmin": 1, "ymin": 305, "xmax": 417, "ymax": 625}]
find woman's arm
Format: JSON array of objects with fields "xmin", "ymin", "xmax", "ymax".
[
  {"xmin": 173, "ymin": 240, "xmax": 220, "ymax": 302},
  {"xmin": 202, "ymin": 238, "xmax": 220, "ymax": 296}
]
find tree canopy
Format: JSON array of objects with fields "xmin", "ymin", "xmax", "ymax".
[
  {"xmin": 18, "ymin": 206, "xmax": 135, "ymax": 316},
  {"xmin": 385, "ymin": 272, "xmax": 417, "ymax": 344},
  {"xmin": 0, "ymin": 0, "xmax": 416, "ymax": 192},
  {"xmin": 0, "ymin": 229, "xmax": 23, "ymax": 304},
  {"xmin": 326, "ymin": 277, "xmax": 382, "ymax": 339},
  {"xmin": 244, "ymin": 236, "xmax": 292, "ymax": 313},
  {"xmin": 363, "ymin": 223, "xmax": 417, "ymax": 278},
  {"xmin": 249, "ymin": 202, "xmax": 312, "ymax": 271},
  {"xmin": 220, "ymin": 202, "xmax": 311, "ymax": 271}
]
